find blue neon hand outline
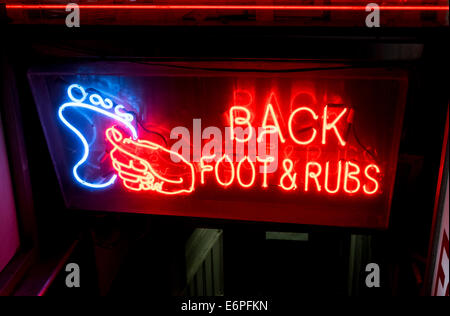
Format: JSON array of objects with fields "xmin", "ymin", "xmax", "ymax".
[{"xmin": 58, "ymin": 84, "xmax": 138, "ymax": 189}]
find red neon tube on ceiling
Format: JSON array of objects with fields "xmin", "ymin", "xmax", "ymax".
[{"xmin": 5, "ymin": 4, "xmax": 449, "ymax": 11}]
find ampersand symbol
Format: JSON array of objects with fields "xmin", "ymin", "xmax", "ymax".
[{"xmin": 279, "ymin": 159, "xmax": 297, "ymax": 191}]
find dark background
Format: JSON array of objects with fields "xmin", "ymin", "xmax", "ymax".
[{"xmin": 1, "ymin": 22, "xmax": 448, "ymax": 297}]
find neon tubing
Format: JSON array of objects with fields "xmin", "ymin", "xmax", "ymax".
[
  {"xmin": 106, "ymin": 126, "xmax": 195, "ymax": 195},
  {"xmin": 58, "ymin": 84, "xmax": 137, "ymax": 189},
  {"xmin": 6, "ymin": 5, "xmax": 449, "ymax": 11}
]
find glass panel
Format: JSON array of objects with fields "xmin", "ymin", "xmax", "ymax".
[{"xmin": 29, "ymin": 61, "xmax": 407, "ymax": 228}]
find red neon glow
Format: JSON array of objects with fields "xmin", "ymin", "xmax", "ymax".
[
  {"xmin": 305, "ymin": 162, "xmax": 322, "ymax": 192},
  {"xmin": 236, "ymin": 156, "xmax": 256, "ymax": 188},
  {"xmin": 107, "ymin": 123, "xmax": 383, "ymax": 195},
  {"xmin": 106, "ymin": 126, "xmax": 195, "ymax": 195},
  {"xmin": 288, "ymin": 107, "xmax": 319, "ymax": 145},
  {"xmin": 258, "ymin": 93, "xmax": 286, "ymax": 144},
  {"xmin": 363, "ymin": 164, "xmax": 380, "ymax": 195},
  {"xmin": 102, "ymin": 91, "xmax": 383, "ymax": 197},
  {"xmin": 6, "ymin": 5, "xmax": 448, "ymax": 11},
  {"xmin": 230, "ymin": 106, "xmax": 253, "ymax": 143},
  {"xmin": 324, "ymin": 161, "xmax": 342, "ymax": 194},
  {"xmin": 279, "ymin": 159, "xmax": 297, "ymax": 191},
  {"xmin": 257, "ymin": 156, "xmax": 275, "ymax": 188},
  {"xmin": 233, "ymin": 90, "xmax": 253, "ymax": 108},
  {"xmin": 200, "ymin": 155, "xmax": 216, "ymax": 185},
  {"xmin": 215, "ymin": 154, "xmax": 235, "ymax": 187},
  {"xmin": 344, "ymin": 161, "xmax": 361, "ymax": 194},
  {"xmin": 290, "ymin": 90, "xmax": 318, "ymax": 113},
  {"xmin": 322, "ymin": 105, "xmax": 348, "ymax": 147}
]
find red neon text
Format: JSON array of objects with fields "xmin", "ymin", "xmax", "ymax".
[
  {"xmin": 106, "ymin": 90, "xmax": 382, "ymax": 197},
  {"xmin": 229, "ymin": 92, "xmax": 351, "ymax": 147}
]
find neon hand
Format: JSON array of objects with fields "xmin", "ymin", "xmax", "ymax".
[{"xmin": 106, "ymin": 126, "xmax": 195, "ymax": 195}]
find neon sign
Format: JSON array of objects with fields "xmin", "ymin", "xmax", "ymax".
[
  {"xmin": 106, "ymin": 137, "xmax": 381, "ymax": 195},
  {"xmin": 57, "ymin": 84, "xmax": 382, "ymax": 196},
  {"xmin": 87, "ymin": 88, "xmax": 383, "ymax": 197},
  {"xmin": 106, "ymin": 126, "xmax": 195, "ymax": 195},
  {"xmin": 58, "ymin": 84, "xmax": 137, "ymax": 189},
  {"xmin": 27, "ymin": 65, "xmax": 405, "ymax": 228}
]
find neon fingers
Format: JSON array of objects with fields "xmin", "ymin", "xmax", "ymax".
[{"xmin": 106, "ymin": 126, "xmax": 195, "ymax": 195}]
